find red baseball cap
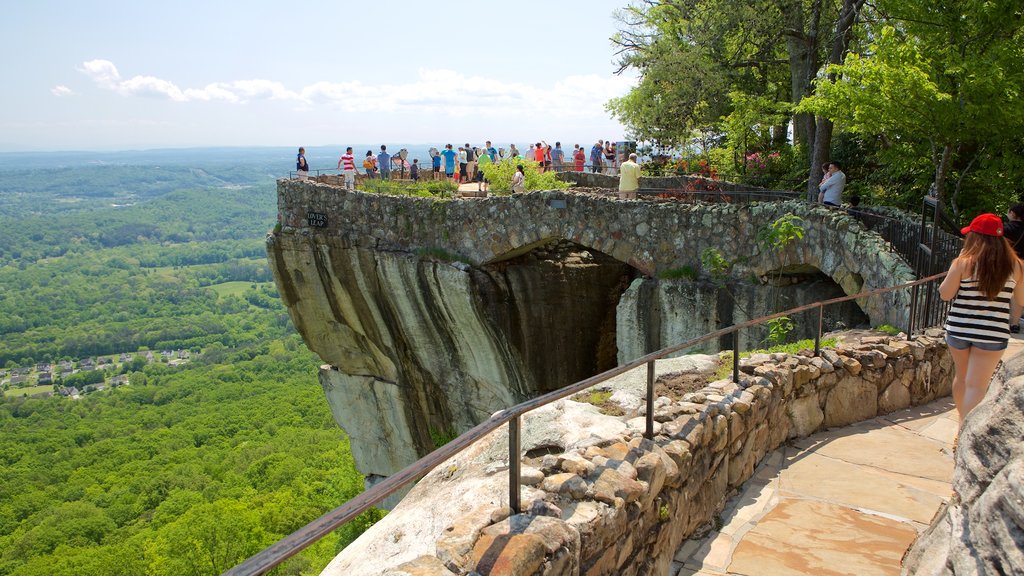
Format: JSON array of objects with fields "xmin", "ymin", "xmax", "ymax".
[{"xmin": 961, "ymin": 213, "xmax": 1003, "ymax": 237}]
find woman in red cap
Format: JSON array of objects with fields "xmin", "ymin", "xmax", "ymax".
[{"xmin": 940, "ymin": 213, "xmax": 1024, "ymax": 426}]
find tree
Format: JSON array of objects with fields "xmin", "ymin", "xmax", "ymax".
[
  {"xmin": 609, "ymin": 0, "xmax": 867, "ymax": 184},
  {"xmin": 800, "ymin": 0, "xmax": 1024, "ymax": 219}
]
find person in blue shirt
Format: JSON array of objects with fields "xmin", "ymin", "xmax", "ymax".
[
  {"xmin": 377, "ymin": 145, "xmax": 391, "ymax": 180},
  {"xmin": 440, "ymin": 144, "xmax": 458, "ymax": 180},
  {"xmin": 431, "ymin": 151, "xmax": 442, "ymax": 180},
  {"xmin": 485, "ymin": 140, "xmax": 498, "ymax": 162}
]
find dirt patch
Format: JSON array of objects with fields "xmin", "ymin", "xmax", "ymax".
[{"xmin": 654, "ymin": 368, "xmax": 717, "ymax": 402}]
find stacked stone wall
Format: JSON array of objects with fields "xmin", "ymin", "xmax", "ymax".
[
  {"xmin": 274, "ymin": 180, "xmax": 914, "ymax": 328},
  {"xmin": 325, "ymin": 331, "xmax": 952, "ymax": 576}
]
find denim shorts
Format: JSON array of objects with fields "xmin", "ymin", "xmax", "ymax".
[{"xmin": 946, "ymin": 334, "xmax": 1008, "ymax": 351}]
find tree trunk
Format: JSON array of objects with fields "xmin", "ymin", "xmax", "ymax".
[
  {"xmin": 783, "ymin": 0, "xmax": 822, "ymax": 152},
  {"xmin": 805, "ymin": 0, "xmax": 867, "ymax": 201}
]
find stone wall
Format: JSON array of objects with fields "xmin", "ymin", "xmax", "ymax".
[
  {"xmin": 901, "ymin": 348, "xmax": 1024, "ymax": 575},
  {"xmin": 322, "ymin": 332, "xmax": 952, "ymax": 576},
  {"xmin": 274, "ymin": 180, "xmax": 915, "ymax": 328}
]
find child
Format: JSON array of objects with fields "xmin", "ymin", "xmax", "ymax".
[{"xmin": 410, "ymin": 159, "xmax": 420, "ymax": 182}]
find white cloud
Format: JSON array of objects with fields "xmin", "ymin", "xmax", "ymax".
[
  {"xmin": 51, "ymin": 85, "xmax": 75, "ymax": 97},
  {"xmin": 77, "ymin": 59, "xmax": 635, "ymax": 118}
]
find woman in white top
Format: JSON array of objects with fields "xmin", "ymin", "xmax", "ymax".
[
  {"xmin": 939, "ymin": 213, "xmax": 1024, "ymax": 425},
  {"xmin": 511, "ymin": 164, "xmax": 526, "ymax": 194}
]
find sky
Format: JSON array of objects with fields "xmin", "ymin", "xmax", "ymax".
[{"xmin": 0, "ymin": 0, "xmax": 637, "ymax": 152}]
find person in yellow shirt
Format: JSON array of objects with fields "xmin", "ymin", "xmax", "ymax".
[{"xmin": 618, "ymin": 153, "xmax": 641, "ymax": 200}]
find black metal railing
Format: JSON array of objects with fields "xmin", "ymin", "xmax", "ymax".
[{"xmin": 222, "ymin": 270, "xmax": 948, "ymax": 576}]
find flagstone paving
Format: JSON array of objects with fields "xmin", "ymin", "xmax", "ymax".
[{"xmin": 670, "ymin": 336, "xmax": 1024, "ymax": 576}]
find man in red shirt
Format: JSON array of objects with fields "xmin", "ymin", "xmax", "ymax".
[{"xmin": 337, "ymin": 147, "xmax": 357, "ymax": 190}]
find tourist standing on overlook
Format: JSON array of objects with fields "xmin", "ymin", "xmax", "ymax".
[
  {"xmin": 534, "ymin": 143, "xmax": 546, "ymax": 172},
  {"xmin": 296, "ymin": 147, "xmax": 309, "ymax": 179},
  {"xmin": 337, "ymin": 147, "xmax": 356, "ymax": 190},
  {"xmin": 619, "ymin": 153, "xmax": 641, "ymax": 200},
  {"xmin": 476, "ymin": 148, "xmax": 491, "ymax": 193},
  {"xmin": 464, "ymin": 143, "xmax": 476, "ymax": 183},
  {"xmin": 940, "ymin": 213, "xmax": 1024, "ymax": 426},
  {"xmin": 590, "ymin": 140, "xmax": 604, "ymax": 173},
  {"xmin": 511, "ymin": 164, "xmax": 526, "ymax": 194},
  {"xmin": 574, "ymin": 146, "xmax": 586, "ymax": 172},
  {"xmin": 431, "ymin": 150, "xmax": 442, "ymax": 180},
  {"xmin": 485, "ymin": 141, "xmax": 497, "ymax": 162},
  {"xmin": 378, "ymin": 145, "xmax": 391, "ymax": 180},
  {"xmin": 363, "ymin": 150, "xmax": 377, "ymax": 179},
  {"xmin": 605, "ymin": 140, "xmax": 617, "ymax": 175},
  {"xmin": 818, "ymin": 161, "xmax": 846, "ymax": 206},
  {"xmin": 509, "ymin": 144, "xmax": 520, "ymax": 159},
  {"xmin": 552, "ymin": 142, "xmax": 564, "ymax": 171},
  {"xmin": 440, "ymin": 144, "xmax": 457, "ymax": 180},
  {"xmin": 458, "ymin": 147, "xmax": 468, "ymax": 182}
]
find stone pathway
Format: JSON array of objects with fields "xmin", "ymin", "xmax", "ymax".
[{"xmin": 671, "ymin": 335, "xmax": 1024, "ymax": 576}]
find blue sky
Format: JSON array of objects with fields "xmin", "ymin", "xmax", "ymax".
[{"xmin": 1, "ymin": 0, "xmax": 636, "ymax": 152}]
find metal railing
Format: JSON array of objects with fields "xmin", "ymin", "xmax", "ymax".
[{"xmin": 223, "ymin": 269, "xmax": 948, "ymax": 576}]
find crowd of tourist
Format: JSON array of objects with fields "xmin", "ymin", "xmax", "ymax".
[{"xmin": 294, "ymin": 139, "xmax": 631, "ymax": 191}]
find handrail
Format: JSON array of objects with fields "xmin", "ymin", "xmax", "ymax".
[{"xmin": 223, "ymin": 269, "xmax": 949, "ymax": 576}]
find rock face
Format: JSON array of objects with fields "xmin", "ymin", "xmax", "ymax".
[
  {"xmin": 902, "ymin": 351, "xmax": 1024, "ymax": 575},
  {"xmin": 321, "ymin": 334, "xmax": 952, "ymax": 576},
  {"xmin": 268, "ymin": 181, "xmax": 913, "ymax": 484}
]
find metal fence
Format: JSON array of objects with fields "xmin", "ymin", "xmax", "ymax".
[{"xmin": 222, "ymin": 269, "xmax": 948, "ymax": 576}]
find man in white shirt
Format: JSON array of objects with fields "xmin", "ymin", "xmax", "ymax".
[{"xmin": 818, "ymin": 161, "xmax": 846, "ymax": 206}]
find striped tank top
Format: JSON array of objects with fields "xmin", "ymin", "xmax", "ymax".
[{"xmin": 945, "ymin": 276, "xmax": 1016, "ymax": 344}]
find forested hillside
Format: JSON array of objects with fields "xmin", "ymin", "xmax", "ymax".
[{"xmin": 0, "ymin": 155, "xmax": 376, "ymax": 575}]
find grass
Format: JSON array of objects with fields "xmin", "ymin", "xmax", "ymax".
[
  {"xmin": 658, "ymin": 265, "xmax": 699, "ymax": 280},
  {"xmin": 4, "ymin": 384, "xmax": 54, "ymax": 398},
  {"xmin": 571, "ymin": 389, "xmax": 625, "ymax": 416},
  {"xmin": 416, "ymin": 247, "xmax": 466, "ymax": 263},
  {"xmin": 874, "ymin": 324, "xmax": 902, "ymax": 336}
]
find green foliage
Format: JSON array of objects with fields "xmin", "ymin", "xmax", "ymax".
[
  {"xmin": 700, "ymin": 248, "xmax": 732, "ymax": 281},
  {"xmin": 765, "ymin": 317, "xmax": 795, "ymax": 347},
  {"xmin": 874, "ymin": 324, "xmax": 902, "ymax": 336},
  {"xmin": 800, "ymin": 2, "xmax": 1024, "ymax": 220},
  {"xmin": 478, "ymin": 159, "xmax": 570, "ymax": 194},
  {"xmin": 0, "ymin": 160, "xmax": 380, "ymax": 575},
  {"xmin": 756, "ymin": 214, "xmax": 805, "ymax": 252},
  {"xmin": 360, "ymin": 179, "xmax": 457, "ymax": 198},
  {"xmin": 429, "ymin": 426, "xmax": 458, "ymax": 449},
  {"xmin": 658, "ymin": 265, "xmax": 698, "ymax": 280}
]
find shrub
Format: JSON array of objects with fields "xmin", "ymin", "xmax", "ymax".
[{"xmin": 479, "ymin": 159, "xmax": 570, "ymax": 194}]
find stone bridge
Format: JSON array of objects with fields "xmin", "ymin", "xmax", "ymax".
[
  {"xmin": 268, "ymin": 179, "xmax": 916, "ymax": 486},
  {"xmin": 274, "ymin": 179, "xmax": 913, "ymax": 325}
]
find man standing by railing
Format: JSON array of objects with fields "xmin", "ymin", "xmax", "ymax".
[
  {"xmin": 378, "ymin": 145, "xmax": 391, "ymax": 180},
  {"xmin": 818, "ymin": 161, "xmax": 846, "ymax": 206},
  {"xmin": 337, "ymin": 147, "xmax": 356, "ymax": 191},
  {"xmin": 619, "ymin": 153, "xmax": 640, "ymax": 200}
]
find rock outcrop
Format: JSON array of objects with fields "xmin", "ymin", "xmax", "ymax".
[{"xmin": 901, "ymin": 350, "xmax": 1024, "ymax": 575}]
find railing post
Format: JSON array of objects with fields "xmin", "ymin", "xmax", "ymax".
[
  {"xmin": 814, "ymin": 304, "xmax": 824, "ymax": 357},
  {"xmin": 508, "ymin": 416, "xmax": 521, "ymax": 514},
  {"xmin": 645, "ymin": 361, "xmax": 655, "ymax": 439},
  {"xmin": 732, "ymin": 331, "xmax": 740, "ymax": 383}
]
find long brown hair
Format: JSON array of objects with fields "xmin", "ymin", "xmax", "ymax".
[{"xmin": 960, "ymin": 232, "xmax": 1018, "ymax": 299}]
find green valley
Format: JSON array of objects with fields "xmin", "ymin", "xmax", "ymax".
[{"xmin": 0, "ymin": 153, "xmax": 376, "ymax": 576}]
